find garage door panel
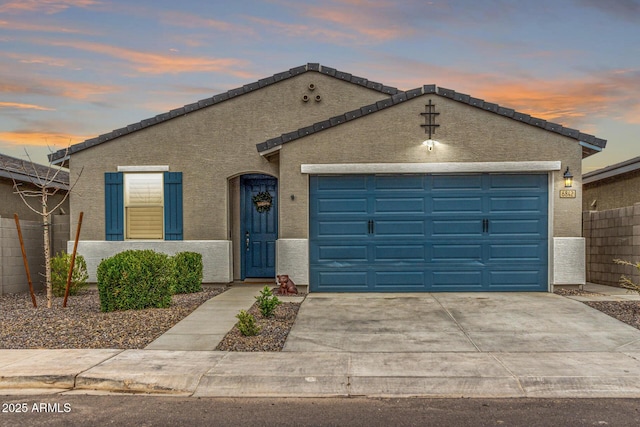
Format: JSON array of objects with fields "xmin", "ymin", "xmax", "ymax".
[
  {"xmin": 374, "ymin": 271, "xmax": 425, "ymax": 290},
  {"xmin": 316, "ymin": 198, "xmax": 368, "ymax": 214},
  {"xmin": 317, "ymin": 245, "xmax": 368, "ymax": 262},
  {"xmin": 374, "ymin": 175, "xmax": 425, "ymax": 190},
  {"xmin": 314, "ymin": 271, "xmax": 369, "ymax": 291},
  {"xmin": 489, "ymin": 219, "xmax": 546, "ymax": 237},
  {"xmin": 432, "ymin": 197, "xmax": 483, "ymax": 213},
  {"xmin": 489, "ymin": 174, "xmax": 546, "ymax": 189},
  {"xmin": 316, "ymin": 221, "xmax": 369, "ymax": 238},
  {"xmin": 375, "ymin": 220, "xmax": 425, "ymax": 237},
  {"xmin": 488, "ymin": 244, "xmax": 545, "ymax": 262},
  {"xmin": 315, "ymin": 175, "xmax": 367, "ymax": 191},
  {"xmin": 375, "ymin": 245, "xmax": 425, "ymax": 261},
  {"xmin": 489, "ymin": 270, "xmax": 546, "ymax": 290},
  {"xmin": 375, "ymin": 197, "xmax": 425, "ymax": 213},
  {"xmin": 432, "ymin": 270, "xmax": 483, "ymax": 290},
  {"xmin": 489, "ymin": 196, "xmax": 545, "ymax": 213},
  {"xmin": 432, "ymin": 175, "xmax": 483, "ymax": 190},
  {"xmin": 432, "ymin": 244, "xmax": 482, "ymax": 261},
  {"xmin": 432, "ymin": 220, "xmax": 483, "ymax": 236}
]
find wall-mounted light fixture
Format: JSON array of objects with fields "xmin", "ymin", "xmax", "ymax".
[
  {"xmin": 422, "ymin": 139, "xmax": 435, "ymax": 151},
  {"xmin": 563, "ymin": 166, "xmax": 573, "ymax": 188}
]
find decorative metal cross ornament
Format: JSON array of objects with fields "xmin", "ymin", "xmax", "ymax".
[{"xmin": 420, "ymin": 100, "xmax": 440, "ymax": 139}]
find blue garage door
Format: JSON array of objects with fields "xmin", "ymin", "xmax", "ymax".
[{"xmin": 309, "ymin": 174, "xmax": 548, "ymax": 292}]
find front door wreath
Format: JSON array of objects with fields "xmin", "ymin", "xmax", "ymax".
[{"xmin": 252, "ymin": 191, "xmax": 273, "ymax": 213}]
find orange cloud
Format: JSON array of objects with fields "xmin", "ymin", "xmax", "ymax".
[
  {"xmin": 0, "ymin": 102, "xmax": 54, "ymax": 111},
  {"xmin": 367, "ymin": 60, "xmax": 640, "ymax": 128},
  {"xmin": 0, "ymin": 131, "xmax": 90, "ymax": 148},
  {"xmin": 43, "ymin": 39, "xmax": 256, "ymax": 77},
  {"xmin": 260, "ymin": 0, "xmax": 413, "ymax": 42},
  {"xmin": 0, "ymin": 19, "xmax": 84, "ymax": 34},
  {"xmin": 302, "ymin": 3, "xmax": 412, "ymax": 41},
  {"xmin": 0, "ymin": 0, "xmax": 100, "ymax": 15},
  {"xmin": 0, "ymin": 77, "xmax": 118, "ymax": 100}
]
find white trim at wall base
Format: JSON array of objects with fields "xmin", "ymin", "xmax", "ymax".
[
  {"xmin": 276, "ymin": 239, "xmax": 309, "ymax": 285},
  {"xmin": 301, "ymin": 161, "xmax": 562, "ymax": 175},
  {"xmin": 68, "ymin": 240, "xmax": 233, "ymax": 283},
  {"xmin": 552, "ymin": 237, "xmax": 586, "ymax": 286}
]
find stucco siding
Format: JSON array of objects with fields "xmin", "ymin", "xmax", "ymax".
[
  {"xmin": 69, "ymin": 73, "xmax": 387, "ymax": 242},
  {"xmin": 583, "ymin": 169, "xmax": 640, "ymax": 211},
  {"xmin": 278, "ymin": 95, "xmax": 583, "ymax": 240}
]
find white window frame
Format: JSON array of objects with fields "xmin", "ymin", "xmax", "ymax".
[{"xmin": 123, "ymin": 172, "xmax": 164, "ymax": 240}]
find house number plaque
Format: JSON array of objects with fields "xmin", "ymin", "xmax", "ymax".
[{"xmin": 559, "ymin": 190, "xmax": 576, "ymax": 198}]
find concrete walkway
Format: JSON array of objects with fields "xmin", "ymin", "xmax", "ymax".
[
  {"xmin": 144, "ymin": 284, "xmax": 307, "ymax": 351},
  {"xmin": 3, "ymin": 283, "xmax": 640, "ymax": 398}
]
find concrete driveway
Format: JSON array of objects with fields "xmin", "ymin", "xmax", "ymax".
[{"xmin": 283, "ymin": 292, "xmax": 640, "ymax": 353}]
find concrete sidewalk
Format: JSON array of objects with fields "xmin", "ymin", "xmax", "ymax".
[
  {"xmin": 2, "ymin": 283, "xmax": 640, "ymax": 398},
  {"xmin": 3, "ymin": 348, "xmax": 640, "ymax": 398}
]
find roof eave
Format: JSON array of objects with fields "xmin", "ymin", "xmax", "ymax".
[{"xmin": 50, "ymin": 63, "xmax": 400, "ymax": 161}]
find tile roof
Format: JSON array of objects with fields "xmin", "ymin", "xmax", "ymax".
[
  {"xmin": 0, "ymin": 153, "xmax": 69, "ymax": 190},
  {"xmin": 48, "ymin": 63, "xmax": 399, "ymax": 164},
  {"xmin": 256, "ymin": 85, "xmax": 607, "ymax": 158},
  {"xmin": 48, "ymin": 62, "xmax": 607, "ymax": 163},
  {"xmin": 583, "ymin": 155, "xmax": 640, "ymax": 184}
]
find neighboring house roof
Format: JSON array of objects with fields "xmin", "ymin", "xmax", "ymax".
[
  {"xmin": 256, "ymin": 84, "xmax": 607, "ymax": 159},
  {"xmin": 48, "ymin": 63, "xmax": 400, "ymax": 165},
  {"xmin": 0, "ymin": 153, "xmax": 69, "ymax": 191},
  {"xmin": 49, "ymin": 62, "xmax": 606, "ymax": 163},
  {"xmin": 583, "ymin": 155, "xmax": 640, "ymax": 184}
]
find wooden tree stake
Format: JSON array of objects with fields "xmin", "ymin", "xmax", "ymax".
[
  {"xmin": 14, "ymin": 214, "xmax": 37, "ymax": 308},
  {"xmin": 63, "ymin": 212, "xmax": 83, "ymax": 308}
]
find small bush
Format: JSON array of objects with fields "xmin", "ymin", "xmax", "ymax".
[
  {"xmin": 97, "ymin": 249, "xmax": 174, "ymax": 312},
  {"xmin": 255, "ymin": 286, "xmax": 281, "ymax": 318},
  {"xmin": 51, "ymin": 252, "xmax": 89, "ymax": 297},
  {"xmin": 173, "ymin": 251, "xmax": 203, "ymax": 294},
  {"xmin": 236, "ymin": 310, "xmax": 260, "ymax": 336}
]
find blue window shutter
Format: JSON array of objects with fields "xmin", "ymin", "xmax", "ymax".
[
  {"xmin": 104, "ymin": 172, "xmax": 124, "ymax": 241},
  {"xmin": 164, "ymin": 172, "xmax": 183, "ymax": 240}
]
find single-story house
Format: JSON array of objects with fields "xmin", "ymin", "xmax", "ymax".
[
  {"xmin": 0, "ymin": 153, "xmax": 69, "ymax": 294},
  {"xmin": 582, "ymin": 156, "xmax": 640, "ymax": 287},
  {"xmin": 50, "ymin": 63, "xmax": 606, "ymax": 292}
]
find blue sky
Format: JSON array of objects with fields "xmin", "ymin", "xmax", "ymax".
[{"xmin": 1, "ymin": 0, "xmax": 638, "ymax": 172}]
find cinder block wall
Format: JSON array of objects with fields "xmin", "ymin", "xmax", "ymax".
[
  {"xmin": 583, "ymin": 203, "xmax": 640, "ymax": 287},
  {"xmin": 0, "ymin": 216, "xmax": 46, "ymax": 295}
]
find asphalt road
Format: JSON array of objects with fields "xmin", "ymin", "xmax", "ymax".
[{"xmin": 2, "ymin": 396, "xmax": 640, "ymax": 426}]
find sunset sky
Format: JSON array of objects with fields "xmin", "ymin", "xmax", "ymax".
[{"xmin": 1, "ymin": 0, "xmax": 638, "ymax": 172}]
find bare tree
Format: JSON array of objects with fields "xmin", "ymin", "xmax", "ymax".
[{"xmin": 3, "ymin": 148, "xmax": 82, "ymax": 308}]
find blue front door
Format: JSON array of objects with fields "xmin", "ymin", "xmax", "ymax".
[
  {"xmin": 241, "ymin": 175, "xmax": 277, "ymax": 279},
  {"xmin": 309, "ymin": 174, "xmax": 548, "ymax": 292}
]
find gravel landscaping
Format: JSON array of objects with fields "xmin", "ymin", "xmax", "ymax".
[
  {"xmin": 0, "ymin": 286, "xmax": 228, "ymax": 349},
  {"xmin": 2, "ymin": 286, "xmax": 640, "ymax": 350},
  {"xmin": 554, "ymin": 288, "xmax": 640, "ymax": 330},
  {"xmin": 216, "ymin": 300, "xmax": 301, "ymax": 352}
]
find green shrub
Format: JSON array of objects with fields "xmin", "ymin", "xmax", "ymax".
[
  {"xmin": 236, "ymin": 310, "xmax": 260, "ymax": 336},
  {"xmin": 255, "ymin": 286, "xmax": 281, "ymax": 318},
  {"xmin": 173, "ymin": 251, "xmax": 203, "ymax": 294},
  {"xmin": 96, "ymin": 249, "xmax": 174, "ymax": 312},
  {"xmin": 51, "ymin": 252, "xmax": 89, "ymax": 297}
]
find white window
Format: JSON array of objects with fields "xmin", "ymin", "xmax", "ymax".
[{"xmin": 124, "ymin": 173, "xmax": 163, "ymax": 239}]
